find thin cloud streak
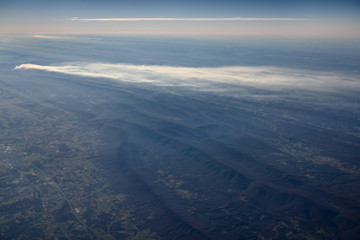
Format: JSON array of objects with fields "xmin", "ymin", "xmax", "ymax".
[
  {"xmin": 69, "ymin": 17, "xmax": 314, "ymax": 22},
  {"xmin": 14, "ymin": 63, "xmax": 359, "ymax": 91},
  {"xmin": 33, "ymin": 35, "xmax": 72, "ymax": 39}
]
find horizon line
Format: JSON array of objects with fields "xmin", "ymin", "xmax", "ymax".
[{"xmin": 69, "ymin": 17, "xmax": 317, "ymax": 22}]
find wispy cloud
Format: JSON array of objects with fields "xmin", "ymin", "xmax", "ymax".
[
  {"xmin": 14, "ymin": 63, "xmax": 359, "ymax": 91},
  {"xmin": 69, "ymin": 17, "xmax": 313, "ymax": 22},
  {"xmin": 33, "ymin": 35, "xmax": 71, "ymax": 39}
]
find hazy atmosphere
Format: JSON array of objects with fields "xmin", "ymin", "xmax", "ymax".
[
  {"xmin": 1, "ymin": 0, "xmax": 360, "ymax": 239},
  {"xmin": 1, "ymin": 0, "xmax": 360, "ymax": 36}
]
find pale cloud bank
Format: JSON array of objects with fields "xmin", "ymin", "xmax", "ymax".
[
  {"xmin": 69, "ymin": 17, "xmax": 313, "ymax": 22},
  {"xmin": 14, "ymin": 63, "xmax": 359, "ymax": 91}
]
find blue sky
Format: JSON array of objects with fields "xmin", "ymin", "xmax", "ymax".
[{"xmin": 1, "ymin": 0, "xmax": 359, "ymax": 37}]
